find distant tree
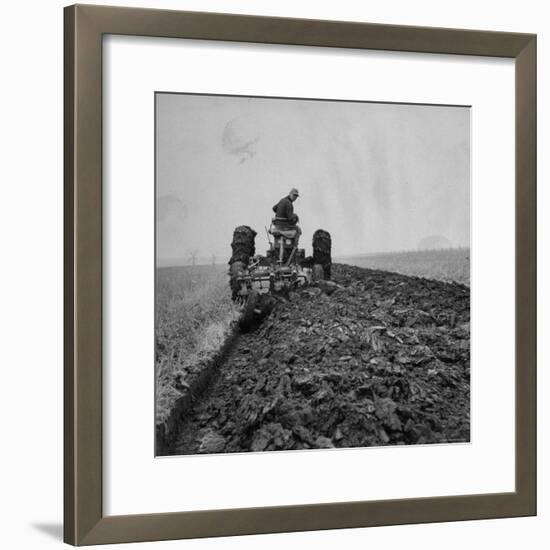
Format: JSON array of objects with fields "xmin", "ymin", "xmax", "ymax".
[
  {"xmin": 417, "ymin": 235, "xmax": 452, "ymax": 251},
  {"xmin": 187, "ymin": 248, "xmax": 199, "ymax": 266},
  {"xmin": 211, "ymin": 254, "xmax": 216, "ymax": 266}
]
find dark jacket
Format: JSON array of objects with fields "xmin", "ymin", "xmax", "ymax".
[{"xmin": 272, "ymin": 196, "xmax": 298, "ymax": 224}]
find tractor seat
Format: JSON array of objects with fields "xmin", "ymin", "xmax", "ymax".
[
  {"xmin": 270, "ymin": 227, "xmax": 297, "ymax": 238},
  {"xmin": 270, "ymin": 218, "xmax": 298, "ymax": 238}
]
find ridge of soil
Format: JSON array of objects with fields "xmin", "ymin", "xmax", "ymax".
[{"xmin": 171, "ymin": 263, "xmax": 470, "ymax": 455}]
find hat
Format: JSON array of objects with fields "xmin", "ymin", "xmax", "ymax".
[{"xmin": 289, "ymin": 188, "xmax": 300, "ymax": 197}]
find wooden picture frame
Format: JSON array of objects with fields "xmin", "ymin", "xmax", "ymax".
[{"xmin": 64, "ymin": 4, "xmax": 536, "ymax": 545}]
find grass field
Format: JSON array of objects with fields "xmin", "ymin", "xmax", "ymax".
[
  {"xmin": 155, "ymin": 264, "xmax": 239, "ymax": 424},
  {"xmin": 339, "ymin": 248, "xmax": 470, "ymax": 286}
]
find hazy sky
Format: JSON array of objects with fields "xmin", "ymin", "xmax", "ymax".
[{"xmin": 156, "ymin": 93, "xmax": 470, "ymax": 265}]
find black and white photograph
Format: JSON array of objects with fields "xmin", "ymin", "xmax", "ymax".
[
  {"xmin": 155, "ymin": 92, "xmax": 470, "ymax": 456},
  {"xmin": 2, "ymin": 0, "xmax": 544, "ymax": 547}
]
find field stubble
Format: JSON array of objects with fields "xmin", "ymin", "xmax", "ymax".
[
  {"xmin": 339, "ymin": 248, "xmax": 470, "ymax": 286},
  {"xmin": 155, "ymin": 265, "xmax": 239, "ymax": 424}
]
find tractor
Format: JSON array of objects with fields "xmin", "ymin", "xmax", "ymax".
[{"xmin": 228, "ymin": 220, "xmax": 331, "ymax": 330}]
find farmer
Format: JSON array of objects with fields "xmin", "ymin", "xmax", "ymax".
[{"xmin": 272, "ymin": 188, "xmax": 302, "ymax": 243}]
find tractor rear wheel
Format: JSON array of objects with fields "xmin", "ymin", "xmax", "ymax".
[
  {"xmin": 228, "ymin": 225, "xmax": 256, "ymax": 299},
  {"xmin": 229, "ymin": 261, "xmax": 246, "ymax": 300},
  {"xmin": 312, "ymin": 264, "xmax": 325, "ymax": 282},
  {"xmin": 229, "ymin": 226, "xmax": 256, "ymax": 264},
  {"xmin": 312, "ymin": 229, "xmax": 332, "ymax": 280}
]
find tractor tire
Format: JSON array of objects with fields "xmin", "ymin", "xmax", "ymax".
[
  {"xmin": 229, "ymin": 226, "xmax": 257, "ymax": 266},
  {"xmin": 312, "ymin": 229, "xmax": 332, "ymax": 280},
  {"xmin": 229, "ymin": 261, "xmax": 246, "ymax": 300},
  {"xmin": 229, "ymin": 226, "xmax": 256, "ymax": 299},
  {"xmin": 312, "ymin": 264, "xmax": 325, "ymax": 282},
  {"xmin": 239, "ymin": 290, "xmax": 259, "ymax": 332}
]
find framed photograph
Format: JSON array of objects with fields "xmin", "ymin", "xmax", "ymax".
[{"xmin": 64, "ymin": 3, "xmax": 536, "ymax": 546}]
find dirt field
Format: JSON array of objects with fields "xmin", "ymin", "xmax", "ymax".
[
  {"xmin": 169, "ymin": 263, "xmax": 470, "ymax": 455},
  {"xmin": 338, "ymin": 248, "xmax": 470, "ymax": 286}
]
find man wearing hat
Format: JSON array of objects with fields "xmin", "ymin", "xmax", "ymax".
[{"xmin": 272, "ymin": 188, "xmax": 302, "ymax": 243}]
